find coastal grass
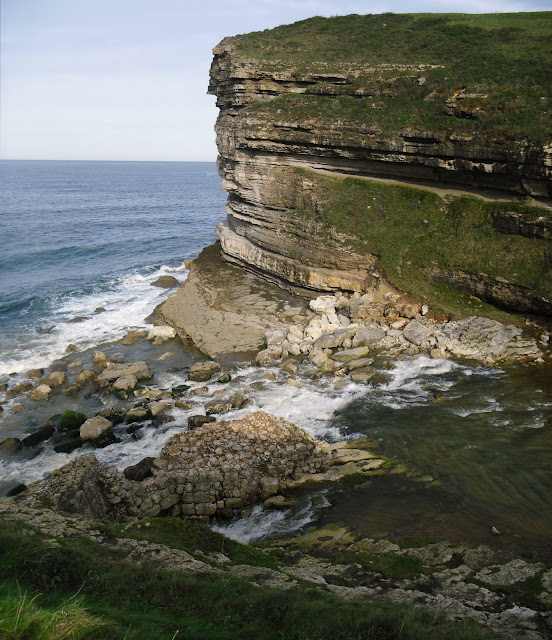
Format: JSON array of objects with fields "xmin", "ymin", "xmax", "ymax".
[
  {"xmin": 231, "ymin": 12, "xmax": 552, "ymax": 146},
  {"xmin": 288, "ymin": 167, "xmax": 551, "ymax": 321},
  {"xmin": 0, "ymin": 519, "xmax": 498, "ymax": 640}
]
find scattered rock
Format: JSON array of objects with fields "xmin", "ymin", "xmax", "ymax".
[
  {"xmin": 264, "ymin": 328, "xmax": 287, "ymax": 346},
  {"xmin": 22, "ymin": 425, "xmax": 55, "ymax": 447},
  {"xmin": 121, "ymin": 330, "xmax": 147, "ymax": 345},
  {"xmin": 124, "ymin": 457, "xmax": 156, "ymax": 481},
  {"xmin": 148, "ymin": 326, "xmax": 177, "ymax": 342},
  {"xmin": 53, "ymin": 437, "xmax": 84, "ymax": 454},
  {"xmin": 76, "ymin": 369, "xmax": 97, "ymax": 385},
  {"xmin": 97, "ymin": 362, "xmax": 153, "ymax": 385},
  {"xmin": 6, "ymin": 484, "xmax": 27, "ymax": 497},
  {"xmin": 126, "ymin": 408, "xmax": 150, "ymax": 422},
  {"xmin": 188, "ymin": 415, "xmax": 216, "ymax": 429},
  {"xmin": 352, "ymin": 328, "xmax": 386, "ymax": 347},
  {"xmin": 80, "ymin": 416, "xmax": 113, "ymax": 440},
  {"xmin": 403, "ymin": 320, "xmax": 432, "ymax": 346},
  {"xmin": 188, "ymin": 361, "xmax": 221, "ymax": 382},
  {"xmin": 148, "ymin": 401, "xmax": 172, "ymax": 418},
  {"xmin": 93, "ymin": 351, "xmax": 106, "ymax": 362},
  {"xmin": 217, "ymin": 372, "xmax": 232, "ymax": 383},
  {"xmin": 332, "ymin": 346, "xmax": 371, "ymax": 362},
  {"xmin": 0, "ymin": 438, "xmax": 22, "ymax": 453},
  {"xmin": 6, "ymin": 381, "xmax": 33, "ymax": 396},
  {"xmin": 113, "ymin": 375, "xmax": 138, "ymax": 391},
  {"xmin": 264, "ymin": 495, "xmax": 296, "ymax": 510},
  {"xmin": 40, "ymin": 371, "xmax": 66, "ymax": 387},
  {"xmin": 66, "ymin": 344, "xmax": 78, "ymax": 352},
  {"xmin": 171, "ymin": 384, "xmax": 191, "ymax": 397},
  {"xmin": 27, "ymin": 369, "xmax": 44, "ymax": 380},
  {"xmin": 30, "ymin": 384, "xmax": 52, "ymax": 401},
  {"xmin": 68, "ymin": 316, "xmax": 88, "ymax": 323},
  {"xmin": 151, "ymin": 276, "xmax": 180, "ymax": 288},
  {"xmin": 58, "ymin": 410, "xmax": 87, "ymax": 432}
]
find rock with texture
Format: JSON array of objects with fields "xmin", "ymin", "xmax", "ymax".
[
  {"xmin": 80, "ymin": 416, "xmax": 113, "ymax": 440},
  {"xmin": 188, "ymin": 361, "xmax": 221, "ymax": 382}
]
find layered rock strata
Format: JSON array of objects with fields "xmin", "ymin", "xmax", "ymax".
[{"xmin": 208, "ymin": 33, "xmax": 552, "ymax": 314}]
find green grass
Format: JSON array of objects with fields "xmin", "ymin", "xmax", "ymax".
[
  {"xmin": 281, "ymin": 167, "xmax": 551, "ymax": 320},
  {"xmin": 0, "ymin": 519, "xmax": 499, "ymax": 640},
  {"xmin": 227, "ymin": 13, "xmax": 552, "ymax": 146}
]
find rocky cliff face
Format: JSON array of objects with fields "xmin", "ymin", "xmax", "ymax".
[{"xmin": 208, "ymin": 15, "xmax": 551, "ymax": 316}]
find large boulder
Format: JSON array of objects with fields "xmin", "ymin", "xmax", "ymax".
[
  {"xmin": 80, "ymin": 416, "xmax": 113, "ymax": 440},
  {"xmin": 30, "ymin": 384, "xmax": 51, "ymax": 401},
  {"xmin": 151, "ymin": 276, "xmax": 180, "ymax": 288},
  {"xmin": 97, "ymin": 361, "xmax": 153, "ymax": 385},
  {"xmin": 352, "ymin": 327, "xmax": 386, "ymax": 347},
  {"xmin": 403, "ymin": 320, "xmax": 432, "ymax": 346},
  {"xmin": 57, "ymin": 410, "xmax": 87, "ymax": 432},
  {"xmin": 188, "ymin": 361, "xmax": 221, "ymax": 382}
]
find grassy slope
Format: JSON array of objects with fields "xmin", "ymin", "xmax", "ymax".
[
  {"xmin": 0, "ymin": 518, "xmax": 497, "ymax": 640},
  {"xmin": 289, "ymin": 168, "xmax": 551, "ymax": 320},
  {"xmin": 232, "ymin": 12, "xmax": 552, "ymax": 145}
]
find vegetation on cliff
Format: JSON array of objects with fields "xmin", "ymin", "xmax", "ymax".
[{"xmin": 231, "ymin": 12, "xmax": 552, "ymax": 146}]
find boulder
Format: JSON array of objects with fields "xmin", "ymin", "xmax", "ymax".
[
  {"xmin": 6, "ymin": 484, "xmax": 27, "ymax": 497},
  {"xmin": 126, "ymin": 407, "xmax": 150, "ymax": 422},
  {"xmin": 331, "ymin": 346, "xmax": 371, "ymax": 362},
  {"xmin": 22, "ymin": 425, "xmax": 55, "ymax": 447},
  {"xmin": 76, "ymin": 369, "xmax": 97, "ymax": 385},
  {"xmin": 97, "ymin": 361, "xmax": 152, "ymax": 384},
  {"xmin": 147, "ymin": 326, "xmax": 177, "ymax": 341},
  {"xmin": 57, "ymin": 410, "xmax": 87, "ymax": 432},
  {"xmin": 53, "ymin": 437, "xmax": 84, "ymax": 454},
  {"xmin": 80, "ymin": 416, "xmax": 113, "ymax": 440},
  {"xmin": 30, "ymin": 384, "xmax": 51, "ymax": 401},
  {"xmin": 124, "ymin": 457, "xmax": 156, "ymax": 481},
  {"xmin": 255, "ymin": 345, "xmax": 282, "ymax": 367},
  {"xmin": 309, "ymin": 296, "xmax": 336, "ymax": 314},
  {"xmin": 188, "ymin": 361, "xmax": 221, "ymax": 382},
  {"xmin": 264, "ymin": 495, "xmax": 296, "ymax": 510},
  {"xmin": 151, "ymin": 275, "xmax": 180, "ymax": 288},
  {"xmin": 120, "ymin": 330, "xmax": 147, "ymax": 345},
  {"xmin": 205, "ymin": 400, "xmax": 233, "ymax": 415},
  {"xmin": 171, "ymin": 384, "xmax": 190, "ymax": 397},
  {"xmin": 6, "ymin": 381, "xmax": 33, "ymax": 396},
  {"xmin": 188, "ymin": 415, "xmax": 216, "ymax": 429},
  {"xmin": 113, "ymin": 375, "xmax": 138, "ymax": 391},
  {"xmin": 0, "ymin": 438, "xmax": 22, "ymax": 453},
  {"xmin": 97, "ymin": 408, "xmax": 126, "ymax": 425},
  {"xmin": 92, "ymin": 351, "xmax": 106, "ymax": 362},
  {"xmin": 27, "ymin": 369, "xmax": 43, "ymax": 380},
  {"xmin": 397, "ymin": 303, "xmax": 421, "ymax": 319},
  {"xmin": 264, "ymin": 328, "xmax": 286, "ymax": 346},
  {"xmin": 352, "ymin": 327, "xmax": 386, "ymax": 347},
  {"xmin": 148, "ymin": 401, "xmax": 172, "ymax": 418},
  {"xmin": 350, "ymin": 368, "xmax": 376, "ymax": 383},
  {"xmin": 40, "ymin": 371, "xmax": 66, "ymax": 387},
  {"xmin": 346, "ymin": 357, "xmax": 374, "ymax": 371},
  {"xmin": 403, "ymin": 320, "xmax": 432, "ymax": 346}
]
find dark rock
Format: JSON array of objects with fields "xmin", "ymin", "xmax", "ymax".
[
  {"xmin": 64, "ymin": 384, "xmax": 81, "ymax": 396},
  {"xmin": 94, "ymin": 307, "xmax": 107, "ymax": 314},
  {"xmin": 22, "ymin": 425, "xmax": 55, "ymax": 447},
  {"xmin": 91, "ymin": 430, "xmax": 120, "ymax": 448},
  {"xmin": 126, "ymin": 407, "xmax": 150, "ymax": 422},
  {"xmin": 188, "ymin": 361, "xmax": 221, "ymax": 382},
  {"xmin": 6, "ymin": 381, "xmax": 33, "ymax": 396},
  {"xmin": 68, "ymin": 316, "xmax": 88, "ymax": 323},
  {"xmin": 124, "ymin": 457, "xmax": 156, "ymax": 481},
  {"xmin": 6, "ymin": 483, "xmax": 27, "ymax": 497},
  {"xmin": 205, "ymin": 400, "xmax": 233, "ymax": 415},
  {"xmin": 126, "ymin": 423, "xmax": 143, "ymax": 435},
  {"xmin": 151, "ymin": 275, "xmax": 181, "ymax": 288},
  {"xmin": 53, "ymin": 438, "xmax": 84, "ymax": 454},
  {"xmin": 47, "ymin": 414, "xmax": 61, "ymax": 427},
  {"xmin": 27, "ymin": 368, "xmax": 44, "ymax": 380},
  {"xmin": 0, "ymin": 438, "xmax": 22, "ymax": 453},
  {"xmin": 188, "ymin": 415, "xmax": 216, "ymax": 430},
  {"xmin": 171, "ymin": 384, "xmax": 191, "ymax": 397},
  {"xmin": 98, "ymin": 408, "xmax": 126, "ymax": 425},
  {"xmin": 58, "ymin": 410, "xmax": 87, "ymax": 432},
  {"xmin": 217, "ymin": 373, "xmax": 232, "ymax": 383},
  {"xmin": 51, "ymin": 360, "xmax": 69, "ymax": 372},
  {"xmin": 38, "ymin": 326, "xmax": 54, "ymax": 334}
]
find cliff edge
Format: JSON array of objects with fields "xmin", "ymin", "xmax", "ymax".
[{"xmin": 208, "ymin": 12, "xmax": 552, "ymax": 320}]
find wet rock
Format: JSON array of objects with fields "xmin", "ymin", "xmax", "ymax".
[
  {"xmin": 217, "ymin": 372, "xmax": 232, "ymax": 383},
  {"xmin": 175, "ymin": 400, "xmax": 196, "ymax": 410},
  {"xmin": 51, "ymin": 359, "xmax": 69, "ymax": 372},
  {"xmin": 148, "ymin": 326, "xmax": 177, "ymax": 342},
  {"xmin": 27, "ymin": 369, "xmax": 44, "ymax": 380},
  {"xmin": 124, "ymin": 457, "xmax": 156, "ymax": 481},
  {"xmin": 148, "ymin": 401, "xmax": 172, "ymax": 418},
  {"xmin": 346, "ymin": 357, "xmax": 374, "ymax": 371},
  {"xmin": 30, "ymin": 384, "xmax": 51, "ymax": 401},
  {"xmin": 58, "ymin": 410, "xmax": 87, "ymax": 432},
  {"xmin": 126, "ymin": 407, "xmax": 150, "ymax": 422},
  {"xmin": 68, "ymin": 316, "xmax": 88, "ymax": 323},
  {"xmin": 205, "ymin": 400, "xmax": 233, "ymax": 415},
  {"xmin": 98, "ymin": 408, "xmax": 126, "ymax": 425},
  {"xmin": 264, "ymin": 495, "xmax": 296, "ymax": 510},
  {"xmin": 53, "ymin": 437, "xmax": 84, "ymax": 454},
  {"xmin": 256, "ymin": 345, "xmax": 283, "ymax": 367},
  {"xmin": 151, "ymin": 275, "xmax": 180, "ymax": 288},
  {"xmin": 76, "ymin": 369, "xmax": 97, "ymax": 385},
  {"xmin": 120, "ymin": 330, "xmax": 147, "ymax": 345},
  {"xmin": 40, "ymin": 371, "xmax": 66, "ymax": 387},
  {"xmin": 188, "ymin": 361, "xmax": 221, "ymax": 382},
  {"xmin": 6, "ymin": 484, "xmax": 27, "ymax": 497},
  {"xmin": 6, "ymin": 381, "xmax": 33, "ymax": 396},
  {"xmin": 171, "ymin": 384, "xmax": 190, "ymax": 397},
  {"xmin": 188, "ymin": 415, "xmax": 216, "ymax": 429},
  {"xmin": 91, "ymin": 430, "xmax": 120, "ymax": 448},
  {"xmin": 93, "ymin": 351, "xmax": 106, "ymax": 362},
  {"xmin": 80, "ymin": 416, "xmax": 113, "ymax": 440},
  {"xmin": 97, "ymin": 362, "xmax": 152, "ymax": 385},
  {"xmin": 189, "ymin": 386, "xmax": 209, "ymax": 396},
  {"xmin": 332, "ymin": 346, "xmax": 371, "ymax": 362},
  {"xmin": 66, "ymin": 343, "xmax": 78, "ymax": 352},
  {"xmin": 0, "ymin": 438, "xmax": 22, "ymax": 453},
  {"xmin": 350, "ymin": 368, "xmax": 375, "ymax": 383},
  {"xmin": 113, "ymin": 375, "xmax": 138, "ymax": 391},
  {"xmin": 22, "ymin": 425, "xmax": 55, "ymax": 447},
  {"xmin": 94, "ymin": 307, "xmax": 106, "ymax": 314}
]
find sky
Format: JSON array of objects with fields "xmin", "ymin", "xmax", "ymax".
[{"xmin": 1, "ymin": 0, "xmax": 551, "ymax": 162}]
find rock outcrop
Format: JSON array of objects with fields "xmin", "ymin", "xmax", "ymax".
[{"xmin": 207, "ymin": 14, "xmax": 552, "ymax": 316}]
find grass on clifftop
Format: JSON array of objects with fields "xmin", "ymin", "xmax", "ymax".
[
  {"xmin": 229, "ymin": 12, "xmax": 552, "ymax": 146},
  {"xmin": 0, "ymin": 518, "xmax": 498, "ymax": 640},
  {"xmin": 287, "ymin": 167, "xmax": 551, "ymax": 320}
]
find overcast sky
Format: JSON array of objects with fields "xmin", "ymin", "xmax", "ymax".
[{"xmin": 2, "ymin": 0, "xmax": 551, "ymax": 161}]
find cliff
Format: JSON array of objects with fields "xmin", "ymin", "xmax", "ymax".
[{"xmin": 208, "ymin": 12, "xmax": 552, "ymax": 319}]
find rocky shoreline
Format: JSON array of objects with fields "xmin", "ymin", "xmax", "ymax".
[{"xmin": 1, "ymin": 244, "xmax": 551, "ymax": 639}]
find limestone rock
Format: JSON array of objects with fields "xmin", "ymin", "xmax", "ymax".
[
  {"xmin": 80, "ymin": 416, "xmax": 113, "ymax": 440},
  {"xmin": 121, "ymin": 330, "xmax": 147, "ymax": 345},
  {"xmin": 332, "ymin": 346, "xmax": 371, "ymax": 362},
  {"xmin": 113, "ymin": 375, "xmax": 138, "ymax": 391},
  {"xmin": 97, "ymin": 361, "xmax": 152, "ymax": 384},
  {"xmin": 31, "ymin": 384, "xmax": 51, "ymax": 401},
  {"xmin": 76, "ymin": 369, "xmax": 97, "ymax": 385},
  {"xmin": 148, "ymin": 401, "xmax": 172, "ymax": 418},
  {"xmin": 188, "ymin": 361, "xmax": 221, "ymax": 382},
  {"xmin": 256, "ymin": 345, "xmax": 282, "ymax": 367},
  {"xmin": 403, "ymin": 320, "xmax": 432, "ymax": 346},
  {"xmin": 6, "ymin": 381, "xmax": 33, "ymax": 396},
  {"xmin": 40, "ymin": 371, "xmax": 66, "ymax": 387},
  {"xmin": 0, "ymin": 438, "xmax": 22, "ymax": 453},
  {"xmin": 264, "ymin": 328, "xmax": 287, "ymax": 346},
  {"xmin": 352, "ymin": 328, "xmax": 386, "ymax": 347},
  {"xmin": 151, "ymin": 275, "xmax": 180, "ymax": 288},
  {"xmin": 147, "ymin": 326, "xmax": 177, "ymax": 341}
]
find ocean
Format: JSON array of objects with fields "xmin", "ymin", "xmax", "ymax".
[{"xmin": 1, "ymin": 160, "xmax": 551, "ymax": 553}]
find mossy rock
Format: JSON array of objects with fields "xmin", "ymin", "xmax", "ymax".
[{"xmin": 57, "ymin": 410, "xmax": 87, "ymax": 432}]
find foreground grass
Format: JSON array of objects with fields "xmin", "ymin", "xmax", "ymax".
[
  {"xmin": 0, "ymin": 519, "xmax": 497, "ymax": 640},
  {"xmin": 229, "ymin": 12, "xmax": 552, "ymax": 146}
]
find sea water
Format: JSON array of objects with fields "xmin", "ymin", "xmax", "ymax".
[{"xmin": 1, "ymin": 160, "xmax": 551, "ymax": 551}]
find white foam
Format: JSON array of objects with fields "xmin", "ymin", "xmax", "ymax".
[{"xmin": 0, "ymin": 263, "xmax": 188, "ymax": 376}]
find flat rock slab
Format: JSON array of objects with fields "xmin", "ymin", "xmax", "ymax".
[
  {"xmin": 332, "ymin": 346, "xmax": 371, "ymax": 362},
  {"xmin": 188, "ymin": 361, "xmax": 221, "ymax": 382},
  {"xmin": 97, "ymin": 362, "xmax": 152, "ymax": 383},
  {"xmin": 156, "ymin": 242, "xmax": 307, "ymax": 359}
]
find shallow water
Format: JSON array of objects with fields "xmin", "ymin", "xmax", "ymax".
[{"xmin": 1, "ymin": 160, "xmax": 551, "ymax": 553}]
